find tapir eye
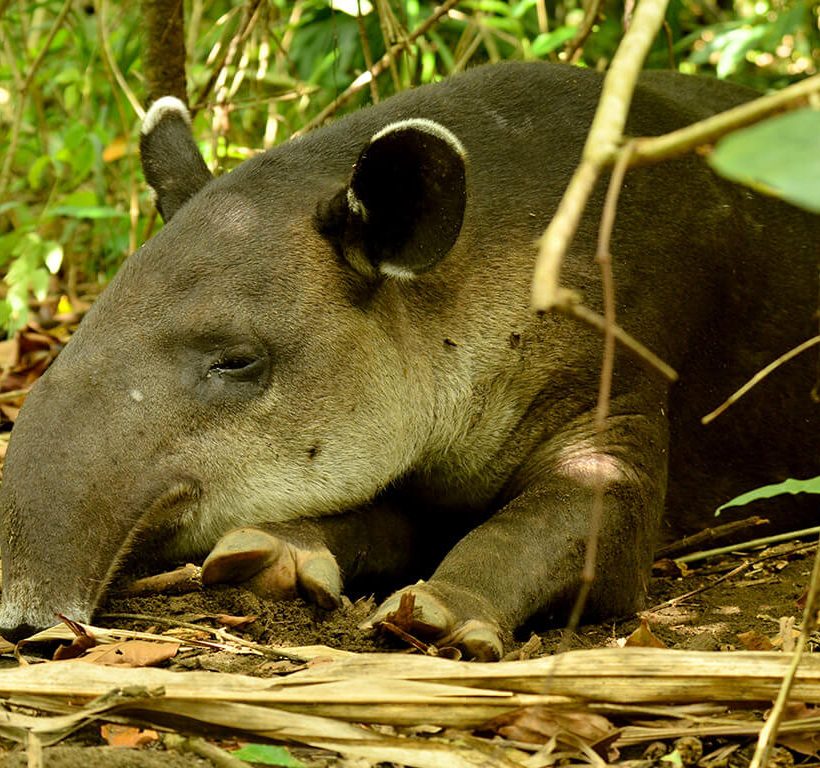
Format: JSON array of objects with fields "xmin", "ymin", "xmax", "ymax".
[{"xmin": 207, "ymin": 356, "xmax": 267, "ymax": 382}]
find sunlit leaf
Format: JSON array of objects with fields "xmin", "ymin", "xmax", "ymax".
[
  {"xmin": 717, "ymin": 476, "xmax": 820, "ymax": 514},
  {"xmin": 709, "ymin": 109, "xmax": 820, "ymax": 213},
  {"xmin": 27, "ymin": 156, "xmax": 52, "ymax": 191},
  {"xmin": 46, "ymin": 205, "xmax": 127, "ymax": 219},
  {"xmin": 44, "ymin": 241, "xmax": 63, "ymax": 275},
  {"xmin": 531, "ymin": 27, "xmax": 576, "ymax": 57}
]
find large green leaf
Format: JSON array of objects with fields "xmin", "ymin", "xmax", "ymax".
[
  {"xmin": 709, "ymin": 108, "xmax": 820, "ymax": 213},
  {"xmin": 717, "ymin": 476, "xmax": 820, "ymax": 514}
]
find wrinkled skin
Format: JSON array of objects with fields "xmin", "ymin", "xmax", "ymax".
[{"xmin": 1, "ymin": 63, "xmax": 817, "ymax": 658}]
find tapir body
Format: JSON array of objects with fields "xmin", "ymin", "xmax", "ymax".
[{"xmin": 1, "ymin": 62, "xmax": 817, "ymax": 658}]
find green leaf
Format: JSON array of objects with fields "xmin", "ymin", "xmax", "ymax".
[
  {"xmin": 531, "ymin": 27, "xmax": 576, "ymax": 57},
  {"xmin": 717, "ymin": 476, "xmax": 820, "ymax": 514},
  {"xmin": 28, "ymin": 156, "xmax": 52, "ymax": 191},
  {"xmin": 230, "ymin": 744, "xmax": 306, "ymax": 767},
  {"xmin": 46, "ymin": 205, "xmax": 126, "ymax": 220},
  {"xmin": 0, "ymin": 201, "xmax": 24, "ymax": 215},
  {"xmin": 709, "ymin": 109, "xmax": 820, "ymax": 213}
]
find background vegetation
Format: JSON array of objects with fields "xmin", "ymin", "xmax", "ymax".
[{"xmin": 0, "ymin": 0, "xmax": 816, "ymax": 337}]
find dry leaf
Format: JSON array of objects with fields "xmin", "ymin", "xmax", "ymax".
[
  {"xmin": 0, "ymin": 338, "xmax": 19, "ymax": 369},
  {"xmin": 102, "ymin": 136, "xmax": 130, "ymax": 163},
  {"xmin": 100, "ymin": 723, "xmax": 159, "ymax": 748},
  {"xmin": 652, "ymin": 558, "xmax": 684, "ymax": 577},
  {"xmin": 625, "ymin": 618, "xmax": 666, "ymax": 648},
  {"xmin": 52, "ymin": 616, "xmax": 97, "ymax": 659},
  {"xmin": 215, "ymin": 613, "xmax": 258, "ymax": 628},
  {"xmin": 736, "ymin": 630, "xmax": 774, "ymax": 651},
  {"xmin": 777, "ymin": 703, "xmax": 820, "ymax": 756},
  {"xmin": 485, "ymin": 706, "xmax": 616, "ymax": 747},
  {"xmin": 78, "ymin": 640, "xmax": 180, "ymax": 667}
]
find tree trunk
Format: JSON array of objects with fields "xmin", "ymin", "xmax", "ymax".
[{"xmin": 141, "ymin": 0, "xmax": 187, "ymax": 106}]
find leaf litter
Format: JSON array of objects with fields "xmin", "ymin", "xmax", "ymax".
[{"xmin": 0, "ymin": 534, "xmax": 819, "ymax": 768}]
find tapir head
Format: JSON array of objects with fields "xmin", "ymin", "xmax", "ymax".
[{"xmin": 0, "ymin": 98, "xmax": 467, "ymax": 640}]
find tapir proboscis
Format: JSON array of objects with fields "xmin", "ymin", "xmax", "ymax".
[{"xmin": 1, "ymin": 62, "xmax": 817, "ymax": 659}]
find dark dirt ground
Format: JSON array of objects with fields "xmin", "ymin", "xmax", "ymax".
[{"xmin": 1, "ymin": 531, "xmax": 817, "ymax": 768}]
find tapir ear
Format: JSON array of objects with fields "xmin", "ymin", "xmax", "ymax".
[
  {"xmin": 140, "ymin": 97, "xmax": 213, "ymax": 222},
  {"xmin": 316, "ymin": 118, "xmax": 467, "ymax": 279}
]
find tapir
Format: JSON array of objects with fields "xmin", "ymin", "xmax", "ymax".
[{"xmin": 0, "ymin": 62, "xmax": 817, "ymax": 659}]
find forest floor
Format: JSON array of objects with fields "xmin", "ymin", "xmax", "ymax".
[{"xmin": 1, "ymin": 527, "xmax": 818, "ymax": 768}]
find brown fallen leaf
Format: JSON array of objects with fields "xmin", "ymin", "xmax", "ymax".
[
  {"xmin": 652, "ymin": 558, "xmax": 685, "ymax": 577},
  {"xmin": 483, "ymin": 706, "xmax": 616, "ymax": 747},
  {"xmin": 52, "ymin": 616, "xmax": 97, "ymax": 659},
  {"xmin": 776, "ymin": 703, "xmax": 820, "ymax": 756},
  {"xmin": 736, "ymin": 630, "xmax": 774, "ymax": 651},
  {"xmin": 77, "ymin": 639, "xmax": 180, "ymax": 667},
  {"xmin": 100, "ymin": 723, "xmax": 160, "ymax": 748},
  {"xmin": 215, "ymin": 613, "xmax": 258, "ymax": 628},
  {"xmin": 625, "ymin": 617, "xmax": 667, "ymax": 648}
]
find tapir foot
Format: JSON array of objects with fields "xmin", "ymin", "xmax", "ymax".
[
  {"xmin": 365, "ymin": 581, "xmax": 503, "ymax": 661},
  {"xmin": 201, "ymin": 527, "xmax": 342, "ymax": 610}
]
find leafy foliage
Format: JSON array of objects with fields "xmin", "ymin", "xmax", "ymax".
[{"xmin": 0, "ymin": 0, "xmax": 816, "ymax": 335}]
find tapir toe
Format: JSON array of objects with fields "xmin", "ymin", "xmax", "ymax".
[
  {"xmin": 201, "ymin": 526, "xmax": 343, "ymax": 609},
  {"xmin": 366, "ymin": 581, "xmax": 504, "ymax": 661}
]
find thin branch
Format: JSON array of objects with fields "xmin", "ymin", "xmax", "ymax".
[
  {"xmin": 558, "ymin": 301, "xmax": 678, "ymax": 381},
  {"xmin": 532, "ymin": 0, "xmax": 671, "ymax": 312},
  {"xmin": 565, "ymin": 0, "xmax": 605, "ymax": 63},
  {"xmin": 192, "ymin": 0, "xmax": 262, "ymax": 117},
  {"xmin": 631, "ymin": 74, "xmax": 820, "ymax": 165},
  {"xmin": 0, "ymin": 0, "xmax": 72, "ymax": 198},
  {"xmin": 677, "ymin": 525, "xmax": 820, "ymax": 565},
  {"xmin": 655, "ymin": 515, "xmax": 768, "ymax": 559},
  {"xmin": 702, "ymin": 335, "xmax": 820, "ymax": 424},
  {"xmin": 560, "ymin": 142, "xmax": 637, "ymax": 651},
  {"xmin": 294, "ymin": 0, "xmax": 461, "ymax": 136},
  {"xmin": 96, "ymin": 0, "xmax": 144, "ymax": 121}
]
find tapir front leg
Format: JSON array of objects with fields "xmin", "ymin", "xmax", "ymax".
[
  {"xmin": 369, "ymin": 411, "xmax": 669, "ymax": 660},
  {"xmin": 201, "ymin": 501, "xmax": 450, "ymax": 610}
]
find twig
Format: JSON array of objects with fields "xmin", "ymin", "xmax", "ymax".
[
  {"xmin": 677, "ymin": 525, "xmax": 820, "ymax": 565},
  {"xmin": 0, "ymin": 0, "xmax": 72, "ymax": 199},
  {"xmin": 99, "ymin": 612, "xmax": 308, "ymax": 662},
  {"xmin": 559, "ymin": 299, "xmax": 678, "ymax": 382},
  {"xmin": 645, "ymin": 561, "xmax": 751, "ymax": 612},
  {"xmin": 193, "ymin": 0, "xmax": 262, "ymax": 119},
  {"xmin": 655, "ymin": 516, "xmax": 768, "ymax": 559},
  {"xmin": 749, "ymin": 530, "xmax": 820, "ymax": 768},
  {"xmin": 531, "ymin": 0, "xmax": 672, "ymax": 312},
  {"xmin": 560, "ymin": 142, "xmax": 636, "ymax": 650},
  {"xmin": 96, "ymin": 0, "xmax": 144, "ymax": 120},
  {"xmin": 122, "ymin": 563, "xmax": 202, "ymax": 596},
  {"xmin": 355, "ymin": 2, "xmax": 379, "ymax": 103},
  {"xmin": 702, "ymin": 335, "xmax": 820, "ymax": 424},
  {"xmin": 0, "ymin": 387, "xmax": 32, "ymax": 403},
  {"xmin": 565, "ymin": 0, "xmax": 605, "ymax": 63},
  {"xmin": 294, "ymin": 0, "xmax": 461, "ymax": 136},
  {"xmin": 27, "ymin": 730, "xmax": 43, "ymax": 768},
  {"xmin": 631, "ymin": 74, "xmax": 820, "ymax": 165}
]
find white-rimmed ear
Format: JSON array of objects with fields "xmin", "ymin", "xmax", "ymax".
[
  {"xmin": 140, "ymin": 96, "xmax": 213, "ymax": 222},
  {"xmin": 315, "ymin": 118, "xmax": 467, "ymax": 280}
]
